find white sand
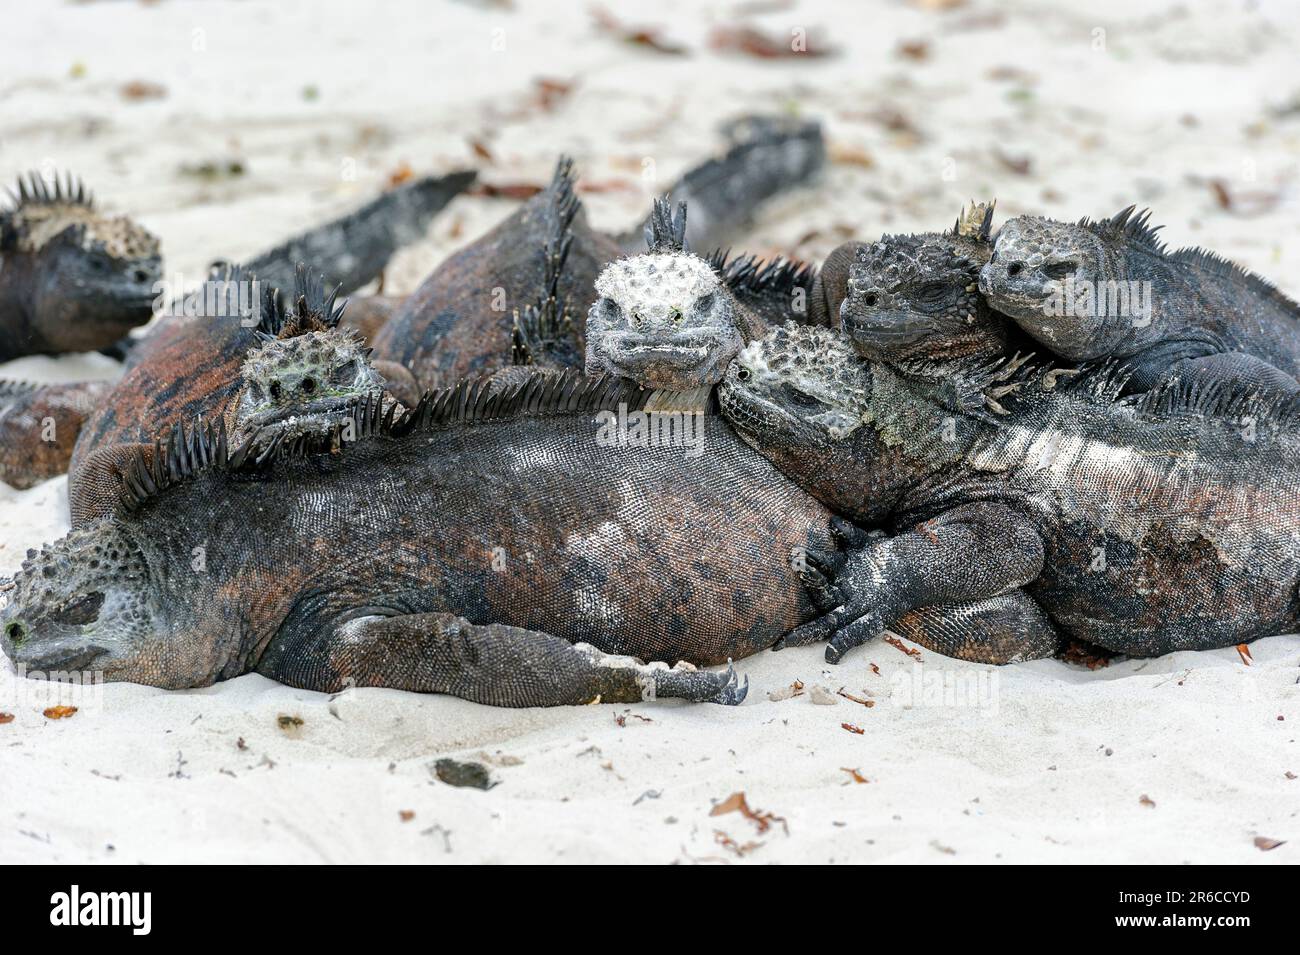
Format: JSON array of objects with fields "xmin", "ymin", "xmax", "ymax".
[{"xmin": 1, "ymin": 0, "xmax": 1297, "ymax": 864}]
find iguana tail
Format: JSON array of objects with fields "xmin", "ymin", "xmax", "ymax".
[
  {"xmin": 617, "ymin": 114, "xmax": 825, "ymax": 254},
  {"xmin": 0, "ymin": 379, "xmax": 111, "ymax": 489},
  {"xmin": 240, "ymin": 169, "xmax": 476, "ymax": 297}
]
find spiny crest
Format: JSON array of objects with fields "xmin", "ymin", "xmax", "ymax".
[
  {"xmin": 6, "ymin": 171, "xmax": 93, "ymax": 210},
  {"xmin": 1076, "ymin": 205, "xmax": 1166, "ymax": 253},
  {"xmin": 952, "ymin": 200, "xmax": 995, "ymax": 242},
  {"xmin": 547, "ymin": 155, "xmax": 580, "ymax": 238},
  {"xmin": 515, "ymin": 173, "xmax": 579, "ymax": 366},
  {"xmin": 3, "ymin": 172, "xmax": 158, "ymax": 259},
  {"xmin": 851, "ymin": 233, "xmax": 979, "ymax": 285},
  {"xmin": 709, "ymin": 249, "xmax": 817, "ymax": 299},
  {"xmin": 260, "ymin": 263, "xmax": 347, "ymax": 340},
  {"xmin": 113, "ymin": 371, "xmax": 653, "ymax": 515},
  {"xmin": 1077, "ymin": 207, "xmax": 1299, "ymax": 317},
  {"xmin": 0, "ymin": 379, "xmax": 40, "ymax": 402},
  {"xmin": 645, "ymin": 197, "xmax": 688, "ymax": 253},
  {"xmin": 1128, "ymin": 372, "xmax": 1300, "ymax": 433}
]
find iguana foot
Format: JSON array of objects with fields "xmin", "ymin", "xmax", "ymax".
[{"xmin": 645, "ymin": 659, "xmax": 748, "ymax": 705}]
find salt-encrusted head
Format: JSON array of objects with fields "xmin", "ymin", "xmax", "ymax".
[{"xmin": 586, "ymin": 199, "xmax": 750, "ymax": 390}]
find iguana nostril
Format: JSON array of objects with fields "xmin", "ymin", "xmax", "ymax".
[
  {"xmin": 301, "ymin": 377, "xmax": 316, "ymax": 394},
  {"xmin": 6, "ymin": 621, "xmax": 25, "ymax": 645},
  {"xmin": 133, "ymin": 268, "xmax": 150, "ymax": 283},
  {"xmin": 1008, "ymin": 263, "xmax": 1023, "ymax": 277},
  {"xmin": 863, "ymin": 294, "xmax": 878, "ymax": 307}
]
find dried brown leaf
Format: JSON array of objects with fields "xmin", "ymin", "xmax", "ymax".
[
  {"xmin": 120, "ymin": 80, "xmax": 166, "ymax": 101},
  {"xmin": 841, "ymin": 722, "xmax": 865, "ymax": 735},
  {"xmin": 43, "ymin": 705, "xmax": 77, "ymax": 720},
  {"xmin": 708, "ymin": 25, "xmax": 835, "ymax": 59},
  {"xmin": 884, "ymin": 635, "xmax": 922, "ymax": 659},
  {"xmin": 709, "ymin": 791, "xmax": 788, "ymax": 835},
  {"xmin": 1254, "ymin": 835, "xmax": 1285, "ymax": 851},
  {"xmin": 841, "ymin": 767, "xmax": 869, "ymax": 784}
]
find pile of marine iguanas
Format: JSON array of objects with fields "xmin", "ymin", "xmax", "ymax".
[{"xmin": 2, "ymin": 116, "xmax": 1299, "ymax": 708}]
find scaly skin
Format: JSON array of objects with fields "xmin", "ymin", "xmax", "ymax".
[
  {"xmin": 979, "ymin": 207, "xmax": 1300, "ymax": 395},
  {"xmin": 0, "ymin": 173, "xmax": 469, "ymax": 491},
  {"xmin": 719, "ymin": 322, "xmax": 1300, "ymax": 664},
  {"xmin": 0, "ymin": 172, "xmax": 160, "ymax": 360}
]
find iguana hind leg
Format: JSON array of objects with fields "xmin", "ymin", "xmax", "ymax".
[
  {"xmin": 264, "ymin": 612, "xmax": 748, "ymax": 707},
  {"xmin": 892, "ymin": 592, "xmax": 1063, "ymax": 664}
]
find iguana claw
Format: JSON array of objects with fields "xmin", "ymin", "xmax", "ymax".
[{"xmin": 707, "ymin": 661, "xmax": 749, "ymax": 706}]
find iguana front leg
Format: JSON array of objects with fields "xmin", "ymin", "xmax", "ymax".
[
  {"xmin": 784, "ymin": 501, "xmax": 1046, "ymax": 663},
  {"xmin": 261, "ymin": 612, "xmax": 749, "ymax": 707},
  {"xmin": 803, "ymin": 555, "xmax": 1062, "ymax": 664}
]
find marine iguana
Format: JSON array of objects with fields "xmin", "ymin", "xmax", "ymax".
[
  {"xmin": 0, "ymin": 172, "xmax": 161, "ymax": 360},
  {"xmin": 584, "ymin": 199, "xmax": 829, "ymax": 390},
  {"xmin": 978, "ymin": 207, "xmax": 1300, "ymax": 395},
  {"xmin": 68, "ymin": 264, "xmax": 399, "ymax": 525},
  {"xmin": 372, "ymin": 117, "xmax": 827, "ymax": 391},
  {"xmin": 718, "ymin": 321, "xmax": 1300, "ymax": 664}
]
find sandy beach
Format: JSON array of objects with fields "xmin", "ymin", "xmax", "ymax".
[{"xmin": 1, "ymin": 0, "xmax": 1297, "ymax": 864}]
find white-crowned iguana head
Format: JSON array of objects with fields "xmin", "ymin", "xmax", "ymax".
[
  {"xmin": 0, "ymin": 525, "xmax": 181, "ymax": 683},
  {"xmin": 978, "ymin": 211, "xmax": 1121, "ymax": 359},
  {"xmin": 586, "ymin": 200, "xmax": 749, "ymax": 390},
  {"xmin": 842, "ymin": 203, "xmax": 1005, "ymax": 366},
  {"xmin": 232, "ymin": 266, "xmax": 387, "ymax": 447},
  {"xmin": 0, "ymin": 172, "xmax": 161, "ymax": 355}
]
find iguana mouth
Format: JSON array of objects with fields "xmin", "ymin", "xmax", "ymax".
[{"xmin": 240, "ymin": 394, "xmax": 360, "ymax": 431}]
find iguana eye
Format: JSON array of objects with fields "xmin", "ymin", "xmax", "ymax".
[
  {"xmin": 736, "ymin": 367, "xmax": 752, "ymax": 382},
  {"xmin": 52, "ymin": 592, "xmax": 105, "ymax": 627},
  {"xmin": 332, "ymin": 359, "xmax": 359, "ymax": 384},
  {"xmin": 862, "ymin": 294, "xmax": 878, "ymax": 307},
  {"xmin": 914, "ymin": 282, "xmax": 955, "ymax": 308},
  {"xmin": 269, "ymin": 381, "xmax": 283, "ymax": 401},
  {"xmin": 695, "ymin": 293, "xmax": 716, "ymax": 313}
]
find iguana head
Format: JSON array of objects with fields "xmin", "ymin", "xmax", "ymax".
[
  {"xmin": 0, "ymin": 524, "xmax": 203, "ymax": 687},
  {"xmin": 719, "ymin": 321, "xmax": 870, "ymax": 446},
  {"xmin": 978, "ymin": 213, "xmax": 1122, "ymax": 359},
  {"xmin": 718, "ymin": 322, "xmax": 891, "ymax": 519},
  {"xmin": 1, "ymin": 173, "xmax": 161, "ymax": 353},
  {"xmin": 586, "ymin": 200, "xmax": 750, "ymax": 390},
  {"xmin": 233, "ymin": 266, "xmax": 386, "ymax": 447},
  {"xmin": 842, "ymin": 205, "xmax": 1004, "ymax": 365}
]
